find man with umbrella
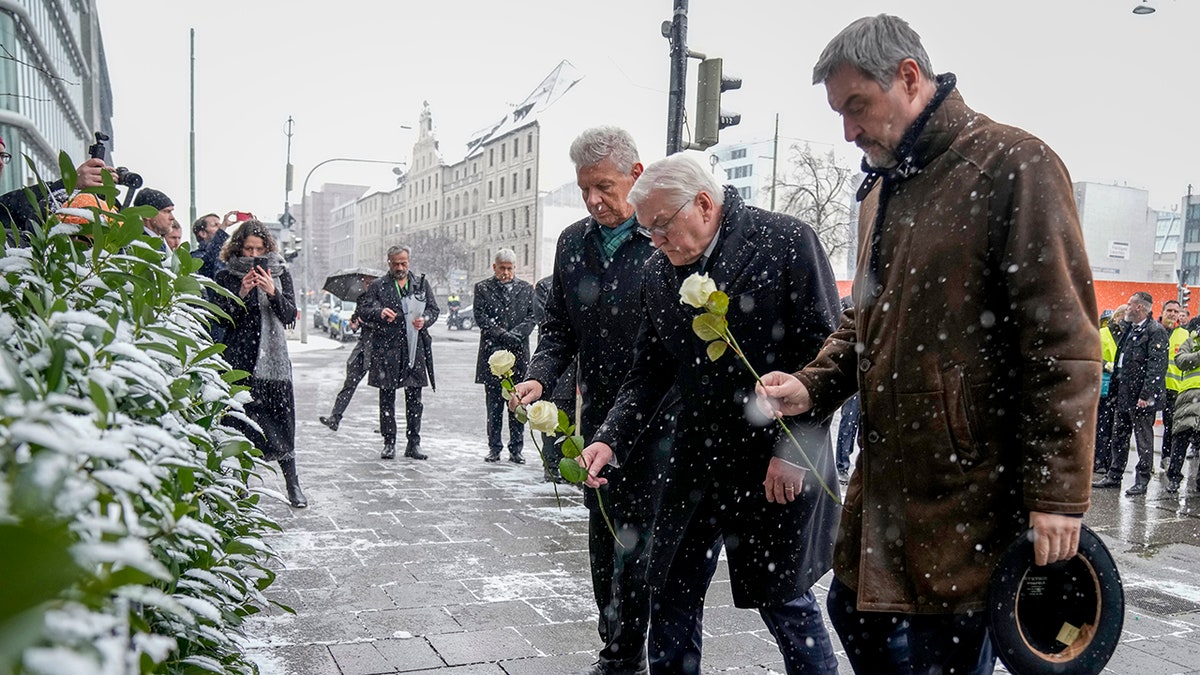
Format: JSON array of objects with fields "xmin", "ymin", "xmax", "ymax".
[
  {"xmin": 319, "ymin": 268, "xmax": 384, "ymax": 432},
  {"xmin": 357, "ymin": 246, "xmax": 440, "ymax": 460}
]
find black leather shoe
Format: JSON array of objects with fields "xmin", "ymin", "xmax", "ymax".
[
  {"xmin": 578, "ymin": 660, "xmax": 649, "ymax": 675},
  {"xmin": 1167, "ymin": 478, "xmax": 1181, "ymax": 493},
  {"xmin": 405, "ymin": 443, "xmax": 428, "ymax": 460},
  {"xmin": 1125, "ymin": 482, "xmax": 1147, "ymax": 496},
  {"xmin": 1092, "ymin": 476, "xmax": 1122, "ymax": 488},
  {"xmin": 484, "ymin": 451, "xmax": 501, "ymax": 463},
  {"xmin": 319, "ymin": 415, "xmax": 339, "ymax": 432},
  {"xmin": 381, "ymin": 443, "xmax": 396, "ymax": 460},
  {"xmin": 509, "ymin": 452, "xmax": 526, "ymax": 464}
]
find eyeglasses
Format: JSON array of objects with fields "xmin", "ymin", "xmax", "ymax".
[
  {"xmin": 0, "ymin": 152, "xmax": 11, "ymax": 165},
  {"xmin": 641, "ymin": 195, "xmax": 695, "ymax": 238}
]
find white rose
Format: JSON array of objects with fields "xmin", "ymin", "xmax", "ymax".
[
  {"xmin": 488, "ymin": 349, "xmax": 516, "ymax": 377},
  {"xmin": 679, "ymin": 272, "xmax": 717, "ymax": 309},
  {"xmin": 527, "ymin": 400, "xmax": 560, "ymax": 434}
]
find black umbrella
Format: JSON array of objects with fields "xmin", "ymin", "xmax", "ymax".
[{"xmin": 322, "ymin": 267, "xmax": 385, "ymax": 302}]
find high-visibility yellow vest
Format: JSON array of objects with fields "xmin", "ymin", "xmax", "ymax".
[
  {"xmin": 1100, "ymin": 326, "xmax": 1117, "ymax": 366},
  {"xmin": 1177, "ymin": 332, "xmax": 1200, "ymax": 392},
  {"xmin": 1167, "ymin": 326, "xmax": 1190, "ymax": 392}
]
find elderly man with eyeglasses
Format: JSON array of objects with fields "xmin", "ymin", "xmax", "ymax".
[{"xmin": 579, "ymin": 153, "xmax": 844, "ymax": 674}]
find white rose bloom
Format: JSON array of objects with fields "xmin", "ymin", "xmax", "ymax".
[
  {"xmin": 679, "ymin": 273, "xmax": 717, "ymax": 308},
  {"xmin": 488, "ymin": 349, "xmax": 516, "ymax": 377},
  {"xmin": 527, "ymin": 400, "xmax": 560, "ymax": 434}
]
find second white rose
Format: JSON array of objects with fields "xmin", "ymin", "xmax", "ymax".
[
  {"xmin": 527, "ymin": 400, "xmax": 560, "ymax": 434},
  {"xmin": 488, "ymin": 349, "xmax": 516, "ymax": 377}
]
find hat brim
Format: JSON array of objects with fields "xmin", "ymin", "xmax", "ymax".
[{"xmin": 988, "ymin": 524, "xmax": 1123, "ymax": 675}]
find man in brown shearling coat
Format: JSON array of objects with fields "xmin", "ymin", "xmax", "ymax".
[{"xmin": 758, "ymin": 14, "xmax": 1100, "ymax": 675}]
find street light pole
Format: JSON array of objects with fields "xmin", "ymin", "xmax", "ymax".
[{"xmin": 298, "ymin": 157, "xmax": 407, "ymax": 343}]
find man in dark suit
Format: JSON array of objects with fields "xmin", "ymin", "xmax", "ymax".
[
  {"xmin": 474, "ymin": 248, "xmax": 536, "ymax": 464},
  {"xmin": 357, "ymin": 245, "xmax": 439, "ymax": 460},
  {"xmin": 580, "ymin": 153, "xmax": 842, "ymax": 674},
  {"xmin": 1095, "ymin": 291, "xmax": 1169, "ymax": 495},
  {"xmin": 511, "ymin": 126, "xmax": 675, "ymax": 675}
]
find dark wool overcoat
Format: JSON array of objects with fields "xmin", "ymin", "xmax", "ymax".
[
  {"xmin": 214, "ymin": 265, "xmax": 298, "ymax": 462},
  {"xmin": 473, "ymin": 276, "xmax": 536, "ymax": 384},
  {"xmin": 358, "ymin": 273, "xmax": 439, "ymax": 391},
  {"xmin": 527, "ymin": 218, "xmax": 675, "ymax": 511},
  {"xmin": 593, "ymin": 188, "xmax": 843, "ymax": 608},
  {"xmin": 795, "ymin": 87, "xmax": 1100, "ymax": 614},
  {"xmin": 1110, "ymin": 318, "xmax": 1169, "ymax": 412}
]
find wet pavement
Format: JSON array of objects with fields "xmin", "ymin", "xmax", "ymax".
[{"xmin": 245, "ymin": 326, "xmax": 1200, "ymax": 674}]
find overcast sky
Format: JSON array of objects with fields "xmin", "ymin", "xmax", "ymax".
[{"xmin": 94, "ymin": 0, "xmax": 1199, "ymax": 226}]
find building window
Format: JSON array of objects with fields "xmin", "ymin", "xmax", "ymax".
[
  {"xmin": 512, "ymin": 173, "xmax": 518, "ymax": 195},
  {"xmin": 489, "ymin": 149, "xmax": 494, "ymax": 166},
  {"xmin": 514, "ymin": 139, "xmax": 520, "ymax": 158},
  {"xmin": 739, "ymin": 186, "xmax": 752, "ymax": 200},
  {"xmin": 524, "ymin": 243, "xmax": 529, "ymax": 266},
  {"xmin": 501, "ymin": 144, "xmax": 506, "ymax": 162},
  {"xmin": 488, "ymin": 182, "xmax": 494, "ymax": 200},
  {"xmin": 731, "ymin": 148, "xmax": 747, "ymax": 159},
  {"xmin": 525, "ymin": 205, "xmax": 530, "ymax": 228},
  {"xmin": 527, "ymin": 134, "xmax": 533, "ymax": 153},
  {"xmin": 500, "ymin": 177, "xmax": 505, "ymax": 197},
  {"xmin": 525, "ymin": 168, "xmax": 532, "ymax": 191},
  {"xmin": 726, "ymin": 164, "xmax": 753, "ymax": 179},
  {"xmin": 487, "ymin": 215, "xmax": 492, "ymax": 235}
]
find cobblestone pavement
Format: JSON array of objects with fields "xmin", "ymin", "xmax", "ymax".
[{"xmin": 245, "ymin": 328, "xmax": 1200, "ymax": 674}]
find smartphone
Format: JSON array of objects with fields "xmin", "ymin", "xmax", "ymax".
[
  {"xmin": 252, "ymin": 256, "xmax": 269, "ymax": 272},
  {"xmin": 236, "ymin": 211, "xmax": 253, "ymax": 221}
]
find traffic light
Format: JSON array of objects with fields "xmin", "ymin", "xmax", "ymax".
[
  {"xmin": 693, "ymin": 57, "xmax": 741, "ymax": 150},
  {"xmin": 1182, "ymin": 286, "xmax": 1192, "ymax": 311}
]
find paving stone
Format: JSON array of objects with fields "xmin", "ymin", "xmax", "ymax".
[
  {"xmin": 329, "ymin": 562, "xmax": 415, "ymax": 588},
  {"xmin": 699, "ymin": 632, "xmax": 783, "ymax": 671},
  {"xmin": 248, "ymin": 644, "xmax": 341, "ymax": 675},
  {"xmin": 385, "ymin": 580, "xmax": 478, "ymax": 609},
  {"xmin": 404, "ymin": 665, "xmax": 503, "ymax": 675},
  {"xmin": 488, "ymin": 534, "xmax": 583, "ymax": 556},
  {"xmin": 446, "ymin": 600, "xmax": 549, "ymax": 631},
  {"xmin": 702, "ymin": 605, "xmax": 770, "ymax": 637},
  {"xmin": 375, "ymin": 637, "xmax": 446, "ymax": 671},
  {"xmin": 460, "ymin": 573, "xmax": 562, "ymax": 602},
  {"xmin": 428, "ymin": 627, "xmax": 540, "ymax": 665},
  {"xmin": 496, "ymin": 651, "xmax": 598, "ymax": 674},
  {"xmin": 297, "ymin": 584, "xmax": 396, "ymax": 612},
  {"xmin": 274, "ymin": 566, "xmax": 338, "ymax": 590},
  {"xmin": 360, "ymin": 606, "xmax": 462, "ymax": 639},
  {"xmin": 512, "ymin": 620, "xmax": 597, "ymax": 656},
  {"xmin": 523, "ymin": 594, "xmax": 597, "ymax": 624},
  {"xmin": 328, "ymin": 642, "xmax": 395, "ymax": 675}
]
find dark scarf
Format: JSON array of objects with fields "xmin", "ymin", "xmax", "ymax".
[
  {"xmin": 855, "ymin": 72, "xmax": 957, "ymax": 202},
  {"xmin": 225, "ymin": 251, "xmax": 291, "ymax": 381}
]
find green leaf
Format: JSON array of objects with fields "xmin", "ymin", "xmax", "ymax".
[
  {"xmin": 557, "ymin": 409, "xmax": 570, "ymax": 432},
  {"xmin": 706, "ymin": 340, "xmax": 728, "ymax": 362},
  {"xmin": 514, "ymin": 407, "xmax": 527, "ymax": 424},
  {"xmin": 558, "ymin": 458, "xmax": 588, "ymax": 484},
  {"xmin": 179, "ymin": 468, "xmax": 195, "ymax": 493},
  {"xmin": 88, "ymin": 380, "xmax": 110, "ymax": 421},
  {"xmin": 705, "ymin": 291, "xmax": 730, "ymax": 317},
  {"xmin": 57, "ymin": 151, "xmax": 77, "ymax": 194},
  {"xmin": 501, "ymin": 388, "xmax": 512, "ymax": 401},
  {"xmin": 560, "ymin": 434, "xmax": 584, "ymax": 459},
  {"xmin": 692, "ymin": 313, "xmax": 725, "ymax": 342},
  {"xmin": 501, "ymin": 379, "xmax": 514, "ymax": 391}
]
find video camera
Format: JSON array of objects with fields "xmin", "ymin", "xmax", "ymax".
[{"xmin": 88, "ymin": 132, "xmax": 143, "ymax": 208}]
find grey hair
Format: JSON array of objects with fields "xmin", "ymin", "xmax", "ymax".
[
  {"xmin": 494, "ymin": 248, "xmax": 516, "ymax": 264},
  {"xmin": 387, "ymin": 245, "xmax": 411, "ymax": 258},
  {"xmin": 569, "ymin": 126, "xmax": 640, "ymax": 173},
  {"xmin": 812, "ymin": 14, "xmax": 935, "ymax": 89},
  {"xmin": 627, "ymin": 154, "xmax": 724, "ymax": 211},
  {"xmin": 1132, "ymin": 291, "xmax": 1153, "ymax": 308}
]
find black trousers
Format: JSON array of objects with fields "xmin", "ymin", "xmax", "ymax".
[
  {"xmin": 589, "ymin": 472, "xmax": 658, "ymax": 669},
  {"xmin": 483, "ymin": 380, "xmax": 524, "ymax": 454},
  {"xmin": 826, "ymin": 577, "xmax": 994, "ymax": 675},
  {"xmin": 379, "ymin": 386, "xmax": 422, "ymax": 446},
  {"xmin": 1094, "ymin": 394, "xmax": 1116, "ymax": 471},
  {"xmin": 1162, "ymin": 390, "xmax": 1178, "ymax": 465},
  {"xmin": 1106, "ymin": 405, "xmax": 1156, "ymax": 480},
  {"xmin": 329, "ymin": 341, "xmax": 368, "ymax": 420},
  {"xmin": 1167, "ymin": 427, "xmax": 1199, "ymax": 483}
]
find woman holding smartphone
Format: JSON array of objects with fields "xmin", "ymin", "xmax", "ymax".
[{"xmin": 215, "ymin": 220, "xmax": 306, "ymax": 508}]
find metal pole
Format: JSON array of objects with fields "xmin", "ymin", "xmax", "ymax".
[
  {"xmin": 771, "ymin": 113, "xmax": 779, "ymax": 211},
  {"xmin": 189, "ymin": 28, "xmax": 196, "ymax": 228},
  {"xmin": 665, "ymin": 0, "xmax": 688, "ymax": 155},
  {"xmin": 298, "ymin": 157, "xmax": 406, "ymax": 343}
]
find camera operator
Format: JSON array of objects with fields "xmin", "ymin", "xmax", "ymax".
[{"xmin": 0, "ymin": 135, "xmax": 112, "ymax": 243}]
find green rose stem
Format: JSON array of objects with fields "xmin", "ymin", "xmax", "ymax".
[
  {"xmin": 686, "ymin": 278, "xmax": 842, "ymax": 505},
  {"xmin": 494, "ymin": 356, "xmax": 623, "ymax": 546}
]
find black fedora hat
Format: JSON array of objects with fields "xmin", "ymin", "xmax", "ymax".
[{"xmin": 988, "ymin": 524, "xmax": 1123, "ymax": 675}]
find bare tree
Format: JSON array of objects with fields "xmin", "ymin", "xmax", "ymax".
[
  {"xmin": 771, "ymin": 144, "xmax": 856, "ymax": 260},
  {"xmin": 407, "ymin": 230, "xmax": 470, "ymax": 295}
]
